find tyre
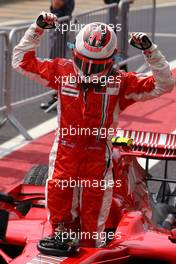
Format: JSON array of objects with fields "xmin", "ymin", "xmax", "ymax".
[{"xmin": 24, "ymin": 164, "xmax": 49, "ymax": 186}]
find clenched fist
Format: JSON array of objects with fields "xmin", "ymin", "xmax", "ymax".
[
  {"xmin": 129, "ymin": 32, "xmax": 153, "ymax": 50},
  {"xmin": 36, "ymin": 12, "xmax": 58, "ymax": 29}
]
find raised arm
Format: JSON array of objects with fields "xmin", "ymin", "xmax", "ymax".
[
  {"xmin": 12, "ymin": 12, "xmax": 59, "ymax": 90},
  {"xmin": 119, "ymin": 33, "xmax": 175, "ymax": 110}
]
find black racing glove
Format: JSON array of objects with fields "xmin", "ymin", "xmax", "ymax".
[
  {"xmin": 129, "ymin": 32, "xmax": 153, "ymax": 50},
  {"xmin": 36, "ymin": 12, "xmax": 58, "ymax": 29}
]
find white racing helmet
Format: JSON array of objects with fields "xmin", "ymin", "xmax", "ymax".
[{"xmin": 72, "ymin": 22, "xmax": 118, "ymax": 82}]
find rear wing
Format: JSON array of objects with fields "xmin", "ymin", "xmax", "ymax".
[{"xmin": 113, "ymin": 129, "xmax": 176, "ymax": 159}]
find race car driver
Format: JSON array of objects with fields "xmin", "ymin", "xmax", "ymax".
[{"xmin": 12, "ymin": 12, "xmax": 174, "ymax": 255}]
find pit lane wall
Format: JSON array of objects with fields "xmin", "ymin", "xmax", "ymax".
[{"xmin": 0, "ymin": 0, "xmax": 156, "ymax": 140}]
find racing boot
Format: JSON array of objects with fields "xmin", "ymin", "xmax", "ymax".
[{"xmin": 37, "ymin": 225, "xmax": 79, "ymax": 257}]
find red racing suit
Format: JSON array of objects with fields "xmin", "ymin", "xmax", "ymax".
[{"xmin": 12, "ymin": 23, "xmax": 174, "ymax": 247}]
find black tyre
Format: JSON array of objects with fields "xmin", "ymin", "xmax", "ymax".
[{"xmin": 24, "ymin": 164, "xmax": 49, "ymax": 186}]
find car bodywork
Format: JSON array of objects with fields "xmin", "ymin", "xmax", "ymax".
[{"xmin": 1, "ymin": 129, "xmax": 176, "ymax": 264}]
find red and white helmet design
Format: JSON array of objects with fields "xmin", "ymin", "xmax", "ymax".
[{"xmin": 73, "ymin": 22, "xmax": 118, "ymax": 81}]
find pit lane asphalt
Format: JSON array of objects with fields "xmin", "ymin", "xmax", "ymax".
[{"xmin": 0, "ymin": 4, "xmax": 176, "ymax": 144}]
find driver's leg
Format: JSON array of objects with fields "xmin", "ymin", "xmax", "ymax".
[
  {"xmin": 80, "ymin": 142, "xmax": 113, "ymax": 247},
  {"xmin": 46, "ymin": 139, "xmax": 80, "ymax": 232}
]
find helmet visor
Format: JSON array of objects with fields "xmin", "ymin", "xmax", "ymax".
[{"xmin": 73, "ymin": 50, "xmax": 113, "ymax": 76}]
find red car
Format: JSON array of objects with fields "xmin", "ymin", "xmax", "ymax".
[{"xmin": 1, "ymin": 129, "xmax": 176, "ymax": 264}]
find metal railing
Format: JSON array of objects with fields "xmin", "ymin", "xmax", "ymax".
[
  {"xmin": 0, "ymin": 32, "xmax": 9, "ymax": 128},
  {"xmin": 0, "ymin": 0, "xmax": 156, "ymax": 140},
  {"xmin": 119, "ymin": 0, "xmax": 156, "ymax": 72}
]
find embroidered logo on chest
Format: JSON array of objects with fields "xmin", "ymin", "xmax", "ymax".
[{"xmin": 61, "ymin": 87, "xmax": 80, "ymax": 97}]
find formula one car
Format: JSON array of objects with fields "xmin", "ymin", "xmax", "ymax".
[{"xmin": 1, "ymin": 129, "xmax": 176, "ymax": 264}]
